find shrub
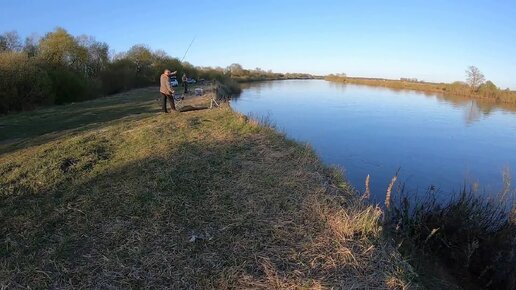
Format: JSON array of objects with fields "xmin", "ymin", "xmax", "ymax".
[
  {"xmin": 387, "ymin": 188, "xmax": 515, "ymax": 289},
  {"xmin": 0, "ymin": 52, "xmax": 53, "ymax": 113},
  {"xmin": 479, "ymin": 81, "xmax": 499, "ymax": 99},
  {"xmin": 219, "ymin": 78, "xmax": 242, "ymax": 95},
  {"xmin": 47, "ymin": 66, "xmax": 89, "ymax": 104},
  {"xmin": 100, "ymin": 59, "xmax": 138, "ymax": 95}
]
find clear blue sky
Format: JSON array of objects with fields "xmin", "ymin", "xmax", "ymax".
[{"xmin": 1, "ymin": 0, "xmax": 515, "ymax": 88}]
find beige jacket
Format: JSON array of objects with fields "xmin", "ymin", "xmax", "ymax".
[{"xmin": 160, "ymin": 74, "xmax": 173, "ymax": 94}]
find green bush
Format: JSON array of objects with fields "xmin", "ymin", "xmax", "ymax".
[
  {"xmin": 100, "ymin": 59, "xmax": 137, "ymax": 94},
  {"xmin": 0, "ymin": 52, "xmax": 53, "ymax": 113},
  {"xmin": 47, "ymin": 67, "xmax": 89, "ymax": 104}
]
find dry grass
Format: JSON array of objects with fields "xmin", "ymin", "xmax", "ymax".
[{"xmin": 1, "ymin": 88, "xmax": 419, "ymax": 288}]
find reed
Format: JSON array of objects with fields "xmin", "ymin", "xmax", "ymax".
[
  {"xmin": 386, "ymin": 183, "xmax": 516, "ymax": 289},
  {"xmin": 361, "ymin": 174, "xmax": 371, "ymax": 200}
]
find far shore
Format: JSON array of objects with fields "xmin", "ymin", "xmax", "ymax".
[{"xmin": 325, "ymin": 75, "xmax": 516, "ymax": 105}]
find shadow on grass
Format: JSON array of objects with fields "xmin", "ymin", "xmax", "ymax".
[
  {"xmin": 0, "ymin": 88, "xmax": 161, "ymax": 155},
  {"xmin": 1, "ymin": 131, "xmax": 410, "ymax": 288}
]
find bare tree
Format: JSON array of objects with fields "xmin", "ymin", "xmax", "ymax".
[
  {"xmin": 0, "ymin": 31, "xmax": 22, "ymax": 52},
  {"xmin": 228, "ymin": 63, "xmax": 243, "ymax": 75},
  {"xmin": 465, "ymin": 66, "xmax": 485, "ymax": 90},
  {"xmin": 23, "ymin": 34, "xmax": 40, "ymax": 57}
]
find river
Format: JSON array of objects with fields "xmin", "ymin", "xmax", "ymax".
[{"xmin": 231, "ymin": 80, "xmax": 516, "ymax": 202}]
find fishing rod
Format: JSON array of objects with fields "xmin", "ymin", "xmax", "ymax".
[{"xmin": 181, "ymin": 36, "xmax": 196, "ymax": 62}]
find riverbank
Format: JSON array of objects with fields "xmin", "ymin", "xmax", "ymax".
[
  {"xmin": 0, "ymin": 87, "xmax": 418, "ymax": 288},
  {"xmin": 232, "ymin": 79, "xmax": 516, "ymax": 289},
  {"xmin": 325, "ymin": 75, "xmax": 516, "ymax": 104}
]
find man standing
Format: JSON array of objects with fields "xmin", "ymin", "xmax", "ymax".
[
  {"xmin": 182, "ymin": 73, "xmax": 188, "ymax": 94},
  {"xmin": 160, "ymin": 69, "xmax": 177, "ymax": 112}
]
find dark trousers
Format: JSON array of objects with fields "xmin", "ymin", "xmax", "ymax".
[
  {"xmin": 183, "ymin": 82, "xmax": 188, "ymax": 93},
  {"xmin": 161, "ymin": 93, "xmax": 176, "ymax": 112}
]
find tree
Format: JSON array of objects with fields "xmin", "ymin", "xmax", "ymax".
[
  {"xmin": 23, "ymin": 34, "xmax": 40, "ymax": 57},
  {"xmin": 125, "ymin": 44, "xmax": 153, "ymax": 73},
  {"xmin": 227, "ymin": 63, "xmax": 243, "ymax": 76},
  {"xmin": 39, "ymin": 27, "xmax": 87, "ymax": 69},
  {"xmin": 76, "ymin": 35, "xmax": 109, "ymax": 77},
  {"xmin": 478, "ymin": 80, "xmax": 498, "ymax": 98},
  {"xmin": 153, "ymin": 49, "xmax": 169, "ymax": 61},
  {"xmin": 465, "ymin": 66, "xmax": 485, "ymax": 90},
  {"xmin": 86, "ymin": 41, "xmax": 109, "ymax": 76},
  {"xmin": 0, "ymin": 31, "xmax": 22, "ymax": 52}
]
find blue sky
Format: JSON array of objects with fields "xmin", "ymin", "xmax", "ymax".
[{"xmin": 1, "ymin": 0, "xmax": 515, "ymax": 88}]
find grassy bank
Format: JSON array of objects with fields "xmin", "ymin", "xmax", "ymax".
[
  {"xmin": 0, "ymin": 87, "xmax": 418, "ymax": 288},
  {"xmin": 325, "ymin": 75, "xmax": 516, "ymax": 104}
]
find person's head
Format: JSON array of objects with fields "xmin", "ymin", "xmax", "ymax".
[{"xmin": 164, "ymin": 69, "xmax": 171, "ymax": 76}]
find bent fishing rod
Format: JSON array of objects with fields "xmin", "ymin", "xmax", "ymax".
[{"xmin": 181, "ymin": 36, "xmax": 196, "ymax": 62}]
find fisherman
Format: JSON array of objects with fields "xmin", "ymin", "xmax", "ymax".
[
  {"xmin": 182, "ymin": 73, "xmax": 188, "ymax": 94},
  {"xmin": 160, "ymin": 69, "xmax": 177, "ymax": 113}
]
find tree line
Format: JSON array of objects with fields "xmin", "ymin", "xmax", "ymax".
[
  {"xmin": 326, "ymin": 66, "xmax": 516, "ymax": 104},
  {"xmin": 225, "ymin": 63, "xmax": 315, "ymax": 82},
  {"xmin": 1, "ymin": 28, "xmax": 289, "ymax": 114}
]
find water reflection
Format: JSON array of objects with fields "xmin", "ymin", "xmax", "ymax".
[
  {"xmin": 463, "ymin": 101, "xmax": 482, "ymax": 125},
  {"xmin": 238, "ymin": 81, "xmax": 277, "ymax": 96},
  {"xmin": 329, "ymin": 81, "xmax": 516, "ymax": 126}
]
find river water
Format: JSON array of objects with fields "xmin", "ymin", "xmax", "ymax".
[{"xmin": 231, "ymin": 80, "xmax": 516, "ymax": 202}]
